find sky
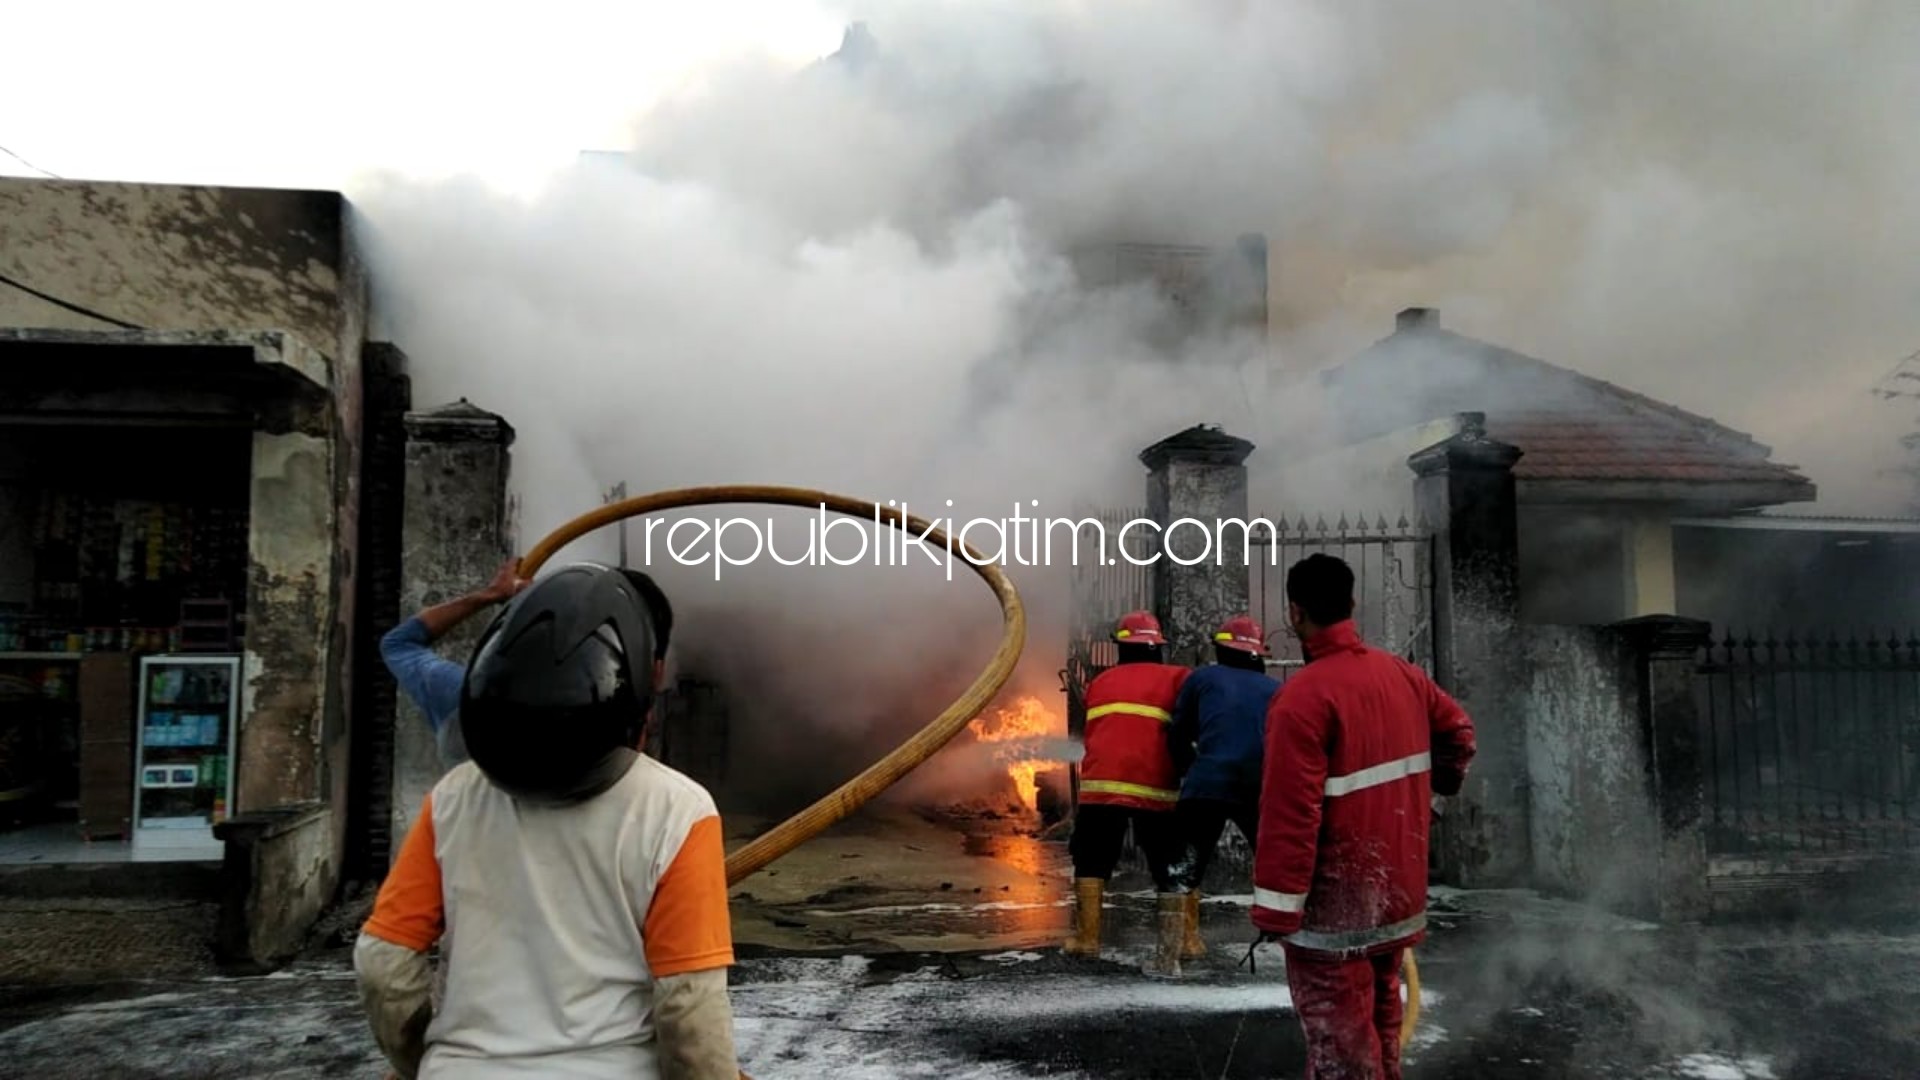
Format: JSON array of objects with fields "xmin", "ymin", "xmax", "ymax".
[{"xmin": 0, "ymin": 0, "xmax": 847, "ymax": 193}]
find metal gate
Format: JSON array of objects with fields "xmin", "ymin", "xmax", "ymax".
[{"xmin": 1248, "ymin": 513, "xmax": 1436, "ymax": 684}]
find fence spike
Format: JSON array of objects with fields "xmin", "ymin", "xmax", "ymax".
[{"xmin": 1376, "ymin": 513, "xmax": 1391, "ymax": 531}]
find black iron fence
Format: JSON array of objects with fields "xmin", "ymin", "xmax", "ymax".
[
  {"xmin": 1696, "ymin": 631, "xmax": 1920, "ymax": 855},
  {"xmin": 1248, "ymin": 513, "xmax": 1434, "ymax": 676}
]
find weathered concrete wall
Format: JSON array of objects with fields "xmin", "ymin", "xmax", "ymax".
[
  {"xmin": 241, "ymin": 431, "xmax": 336, "ymax": 814},
  {"xmin": 1, "ymin": 179, "xmax": 371, "ymax": 940},
  {"xmin": 391, "ymin": 402, "xmax": 514, "ymax": 852},
  {"xmin": 1524, "ymin": 626, "xmax": 1660, "ymax": 913},
  {"xmin": 1523, "ymin": 617, "xmax": 1714, "ymax": 924},
  {"xmin": 212, "ymin": 803, "xmax": 334, "ymax": 972},
  {"xmin": 0, "ymin": 180, "xmax": 369, "ymax": 819},
  {"xmin": 0, "ymin": 179, "xmax": 349, "ymax": 348}
]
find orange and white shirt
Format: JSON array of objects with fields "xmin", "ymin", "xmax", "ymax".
[{"xmin": 362, "ymin": 754, "xmax": 735, "ymax": 1080}]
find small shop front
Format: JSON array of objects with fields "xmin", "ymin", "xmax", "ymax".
[{"xmin": 0, "ymin": 419, "xmax": 251, "ymax": 864}]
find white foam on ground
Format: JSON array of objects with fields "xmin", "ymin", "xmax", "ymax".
[
  {"xmin": 804, "ymin": 899, "xmax": 1070, "ymax": 917},
  {"xmin": 1669, "ymin": 1053, "xmax": 1778, "ymax": 1080},
  {"xmin": 732, "ymin": 954, "xmax": 1450, "ymax": 1078}
]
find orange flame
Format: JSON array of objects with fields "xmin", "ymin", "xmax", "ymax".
[{"xmin": 968, "ymin": 694, "xmax": 1063, "ymax": 811}]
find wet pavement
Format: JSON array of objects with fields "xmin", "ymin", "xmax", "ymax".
[{"xmin": 1, "ymin": 815, "xmax": 1916, "ymax": 1078}]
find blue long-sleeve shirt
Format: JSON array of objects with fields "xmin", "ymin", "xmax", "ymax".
[
  {"xmin": 1167, "ymin": 662, "xmax": 1281, "ymax": 805},
  {"xmin": 379, "ymin": 616, "xmax": 468, "ymax": 765}
]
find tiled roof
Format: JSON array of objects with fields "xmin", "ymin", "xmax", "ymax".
[{"xmin": 1483, "ymin": 411, "xmax": 1814, "ymax": 488}]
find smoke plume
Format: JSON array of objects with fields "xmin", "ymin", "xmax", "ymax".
[{"xmin": 351, "ymin": 0, "xmax": 1920, "ymax": 809}]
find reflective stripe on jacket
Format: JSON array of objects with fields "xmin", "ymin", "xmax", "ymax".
[
  {"xmin": 1078, "ymin": 660, "xmax": 1190, "ymax": 811},
  {"xmin": 1251, "ymin": 620, "xmax": 1476, "ymax": 956}
]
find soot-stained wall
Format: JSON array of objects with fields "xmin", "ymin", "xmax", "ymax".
[
  {"xmin": 1524, "ymin": 626, "xmax": 1661, "ymax": 913},
  {"xmin": 0, "ymin": 180, "xmax": 369, "ymax": 834}
]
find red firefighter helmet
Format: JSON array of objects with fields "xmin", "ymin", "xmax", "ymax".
[
  {"xmin": 1213, "ymin": 614, "xmax": 1269, "ymax": 656},
  {"xmin": 1112, "ymin": 610, "xmax": 1166, "ymax": 646}
]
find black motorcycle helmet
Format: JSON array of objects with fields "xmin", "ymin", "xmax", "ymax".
[{"xmin": 459, "ymin": 561, "xmax": 662, "ymax": 804}]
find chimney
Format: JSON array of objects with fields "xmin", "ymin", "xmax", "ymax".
[{"xmin": 1396, "ymin": 306, "xmax": 1438, "ymax": 333}]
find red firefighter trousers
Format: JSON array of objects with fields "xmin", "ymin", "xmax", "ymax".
[{"xmin": 1283, "ymin": 944, "xmax": 1405, "ymax": 1080}]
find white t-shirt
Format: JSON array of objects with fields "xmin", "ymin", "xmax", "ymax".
[{"xmin": 363, "ymin": 754, "xmax": 735, "ymax": 1079}]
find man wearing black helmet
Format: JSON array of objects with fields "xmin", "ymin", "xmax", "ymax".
[{"xmin": 354, "ymin": 562, "xmax": 738, "ymax": 1080}]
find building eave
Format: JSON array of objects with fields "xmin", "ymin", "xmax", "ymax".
[
  {"xmin": 1517, "ymin": 477, "xmax": 1818, "ymax": 512},
  {"xmin": 0, "ymin": 326, "xmax": 333, "ymax": 395},
  {"xmin": 1671, "ymin": 514, "xmax": 1920, "ymax": 535}
]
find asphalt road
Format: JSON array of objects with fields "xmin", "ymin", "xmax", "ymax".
[{"xmin": 2, "ymin": 886, "xmax": 1915, "ymax": 1079}]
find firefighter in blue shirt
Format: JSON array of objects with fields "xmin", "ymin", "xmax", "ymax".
[{"xmin": 1165, "ymin": 614, "xmax": 1282, "ymax": 958}]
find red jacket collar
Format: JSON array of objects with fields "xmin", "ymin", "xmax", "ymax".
[{"xmin": 1302, "ymin": 619, "xmax": 1364, "ymax": 661}]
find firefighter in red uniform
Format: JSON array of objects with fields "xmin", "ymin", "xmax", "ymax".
[
  {"xmin": 1251, "ymin": 555, "xmax": 1476, "ymax": 1079},
  {"xmin": 1062, "ymin": 610, "xmax": 1192, "ymax": 977}
]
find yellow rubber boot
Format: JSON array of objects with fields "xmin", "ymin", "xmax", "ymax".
[
  {"xmin": 1142, "ymin": 893, "xmax": 1185, "ymax": 978},
  {"xmin": 1181, "ymin": 890, "xmax": 1206, "ymax": 959},
  {"xmin": 1062, "ymin": 878, "xmax": 1104, "ymax": 958}
]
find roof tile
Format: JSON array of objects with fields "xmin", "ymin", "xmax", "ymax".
[{"xmin": 1484, "ymin": 411, "xmax": 1813, "ymax": 487}]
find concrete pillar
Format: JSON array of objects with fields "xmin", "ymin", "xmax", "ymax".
[
  {"xmin": 1611, "ymin": 614, "xmax": 1713, "ymax": 921},
  {"xmin": 240, "ymin": 429, "xmax": 338, "ymax": 814},
  {"xmin": 1140, "ymin": 424, "xmax": 1256, "ymax": 667},
  {"xmin": 218, "ymin": 421, "xmax": 342, "ymax": 974},
  {"xmin": 1623, "ymin": 516, "xmax": 1677, "ymax": 616},
  {"xmin": 1408, "ymin": 413, "xmax": 1529, "ymax": 887},
  {"xmin": 390, "ymin": 399, "xmax": 514, "ymax": 855}
]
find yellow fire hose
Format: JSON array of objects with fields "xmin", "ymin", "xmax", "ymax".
[
  {"xmin": 1402, "ymin": 951, "xmax": 1420, "ymax": 1050},
  {"xmin": 517, "ymin": 484, "xmax": 1027, "ymax": 889},
  {"xmin": 518, "ymin": 484, "xmax": 1419, "ymax": 1066}
]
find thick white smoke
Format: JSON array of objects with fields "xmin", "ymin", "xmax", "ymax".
[{"xmin": 351, "ymin": 0, "xmax": 1920, "ymax": 807}]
